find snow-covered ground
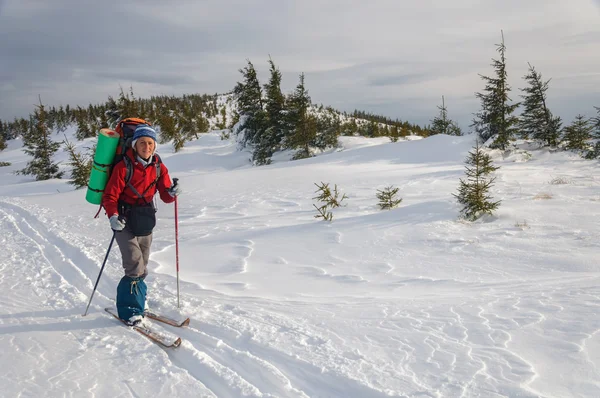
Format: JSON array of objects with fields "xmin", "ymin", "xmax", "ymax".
[{"xmin": 0, "ymin": 128, "xmax": 598, "ymax": 398}]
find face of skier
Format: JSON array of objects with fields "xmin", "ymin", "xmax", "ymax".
[{"xmin": 135, "ymin": 137, "xmax": 155, "ymax": 159}]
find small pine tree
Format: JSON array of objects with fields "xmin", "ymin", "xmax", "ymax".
[
  {"xmin": 518, "ymin": 63, "xmax": 562, "ymax": 146},
  {"xmin": 471, "ymin": 32, "xmax": 520, "ymax": 149},
  {"xmin": 376, "ymin": 186, "xmax": 402, "ymax": 210},
  {"xmin": 63, "ymin": 136, "xmax": 92, "ymax": 189},
  {"xmin": 430, "ymin": 96, "xmax": 462, "ymax": 136},
  {"xmin": 563, "ymin": 114, "xmax": 592, "ymax": 152},
  {"xmin": 454, "ymin": 141, "xmax": 501, "ymax": 221},
  {"xmin": 313, "ymin": 182, "xmax": 347, "ymax": 221},
  {"xmin": 18, "ymin": 98, "xmax": 64, "ymax": 180}
]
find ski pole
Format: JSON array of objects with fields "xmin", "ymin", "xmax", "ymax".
[
  {"xmin": 83, "ymin": 231, "xmax": 116, "ymax": 316},
  {"xmin": 173, "ymin": 178, "xmax": 180, "ymax": 308}
]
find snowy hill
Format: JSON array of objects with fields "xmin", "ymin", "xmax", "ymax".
[{"xmin": 0, "ymin": 129, "xmax": 598, "ymax": 397}]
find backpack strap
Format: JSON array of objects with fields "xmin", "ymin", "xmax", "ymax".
[{"xmin": 123, "ymin": 154, "xmax": 162, "ymax": 205}]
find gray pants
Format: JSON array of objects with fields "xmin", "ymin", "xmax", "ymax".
[{"xmin": 114, "ymin": 228, "xmax": 152, "ymax": 278}]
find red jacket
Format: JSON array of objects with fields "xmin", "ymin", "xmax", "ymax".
[{"xmin": 102, "ymin": 150, "xmax": 175, "ymax": 218}]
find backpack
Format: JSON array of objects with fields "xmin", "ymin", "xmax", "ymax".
[
  {"xmin": 93, "ymin": 118, "xmax": 162, "ymax": 218},
  {"xmin": 114, "ymin": 118, "xmax": 150, "ymax": 164}
]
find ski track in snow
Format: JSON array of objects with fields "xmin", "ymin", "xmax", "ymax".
[
  {"xmin": 3, "ymin": 194, "xmax": 600, "ymax": 397},
  {"xmin": 1, "ymin": 135, "xmax": 600, "ymax": 397},
  {"xmin": 0, "ymin": 202, "xmax": 96, "ymax": 316},
  {"xmin": 0, "ymin": 198, "xmax": 400, "ymax": 397}
]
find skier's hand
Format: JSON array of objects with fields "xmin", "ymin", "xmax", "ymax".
[
  {"xmin": 110, "ymin": 215, "xmax": 126, "ymax": 231},
  {"xmin": 168, "ymin": 178, "xmax": 181, "ymax": 198}
]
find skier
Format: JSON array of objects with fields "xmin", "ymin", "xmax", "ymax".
[{"xmin": 102, "ymin": 124, "xmax": 181, "ymax": 325}]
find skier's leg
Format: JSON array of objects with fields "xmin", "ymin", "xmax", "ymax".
[{"xmin": 115, "ymin": 229, "xmax": 149, "ymax": 320}]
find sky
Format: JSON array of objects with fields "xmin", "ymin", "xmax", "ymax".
[
  {"xmin": 1, "ymin": 0, "xmax": 600, "ymax": 129},
  {"xmin": 1, "ymin": 123, "xmax": 599, "ymax": 396}
]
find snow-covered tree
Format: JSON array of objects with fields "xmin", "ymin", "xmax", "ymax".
[
  {"xmin": 454, "ymin": 141, "xmax": 501, "ymax": 221},
  {"xmin": 233, "ymin": 60, "xmax": 267, "ymax": 162},
  {"xmin": 518, "ymin": 63, "xmax": 562, "ymax": 146},
  {"xmin": 585, "ymin": 107, "xmax": 600, "ymax": 158},
  {"xmin": 0, "ymin": 119, "xmax": 6, "ymax": 151},
  {"xmin": 74, "ymin": 106, "xmax": 93, "ymax": 140},
  {"xmin": 54, "ymin": 105, "xmax": 69, "ymax": 133},
  {"xmin": 563, "ymin": 115, "xmax": 592, "ymax": 152},
  {"xmin": 18, "ymin": 99, "xmax": 64, "ymax": 180},
  {"xmin": 0, "ymin": 134, "xmax": 5, "ymax": 152},
  {"xmin": 261, "ymin": 57, "xmax": 288, "ymax": 161},
  {"xmin": 286, "ymin": 73, "xmax": 317, "ymax": 160},
  {"xmin": 593, "ymin": 106, "xmax": 600, "ymax": 139},
  {"xmin": 314, "ymin": 111, "xmax": 341, "ymax": 150},
  {"xmin": 471, "ymin": 32, "xmax": 520, "ymax": 149},
  {"xmin": 430, "ymin": 96, "xmax": 462, "ymax": 136}
]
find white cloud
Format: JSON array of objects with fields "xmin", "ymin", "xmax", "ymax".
[{"xmin": 0, "ymin": 0, "xmax": 599, "ymax": 127}]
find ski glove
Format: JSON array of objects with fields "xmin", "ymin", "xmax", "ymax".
[
  {"xmin": 110, "ymin": 215, "xmax": 126, "ymax": 231},
  {"xmin": 168, "ymin": 182, "xmax": 182, "ymax": 198}
]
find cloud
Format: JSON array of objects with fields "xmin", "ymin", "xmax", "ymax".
[
  {"xmin": 0, "ymin": 0, "xmax": 599, "ymax": 130},
  {"xmin": 95, "ymin": 71, "xmax": 198, "ymax": 87}
]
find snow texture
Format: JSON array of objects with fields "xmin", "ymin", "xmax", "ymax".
[{"xmin": 0, "ymin": 127, "xmax": 598, "ymax": 397}]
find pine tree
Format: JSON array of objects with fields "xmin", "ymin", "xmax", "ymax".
[
  {"xmin": 376, "ymin": 186, "xmax": 402, "ymax": 210},
  {"xmin": 586, "ymin": 108, "xmax": 600, "ymax": 158},
  {"xmin": 518, "ymin": 63, "xmax": 562, "ymax": 146},
  {"xmin": 63, "ymin": 136, "xmax": 92, "ymax": 189},
  {"xmin": 11, "ymin": 117, "xmax": 30, "ymax": 139},
  {"xmin": 55, "ymin": 105, "xmax": 69, "ymax": 132},
  {"xmin": 156, "ymin": 111, "xmax": 184, "ymax": 151},
  {"xmin": 430, "ymin": 96, "xmax": 462, "ymax": 136},
  {"xmin": 233, "ymin": 60, "xmax": 265, "ymax": 146},
  {"xmin": 313, "ymin": 182, "xmax": 347, "ymax": 221},
  {"xmin": 0, "ymin": 120, "xmax": 6, "ymax": 151},
  {"xmin": 286, "ymin": 73, "xmax": 317, "ymax": 159},
  {"xmin": 105, "ymin": 96, "xmax": 121, "ymax": 127},
  {"xmin": 117, "ymin": 86, "xmax": 139, "ymax": 119},
  {"xmin": 233, "ymin": 60, "xmax": 269, "ymax": 165},
  {"xmin": 389, "ymin": 126, "xmax": 400, "ymax": 142},
  {"xmin": 453, "ymin": 141, "xmax": 501, "ymax": 221},
  {"xmin": 365, "ymin": 120, "xmax": 380, "ymax": 137},
  {"xmin": 261, "ymin": 56, "xmax": 288, "ymax": 161},
  {"xmin": 471, "ymin": 32, "xmax": 520, "ymax": 149},
  {"xmin": 64, "ymin": 104, "xmax": 72, "ymax": 122},
  {"xmin": 314, "ymin": 111, "xmax": 340, "ymax": 150},
  {"xmin": 593, "ymin": 106, "xmax": 600, "ymax": 139},
  {"xmin": 18, "ymin": 98, "xmax": 64, "ymax": 180},
  {"xmin": 74, "ymin": 107, "xmax": 93, "ymax": 140},
  {"xmin": 563, "ymin": 115, "xmax": 592, "ymax": 152}
]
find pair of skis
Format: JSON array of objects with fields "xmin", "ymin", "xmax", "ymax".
[{"xmin": 105, "ymin": 307, "xmax": 189, "ymax": 348}]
